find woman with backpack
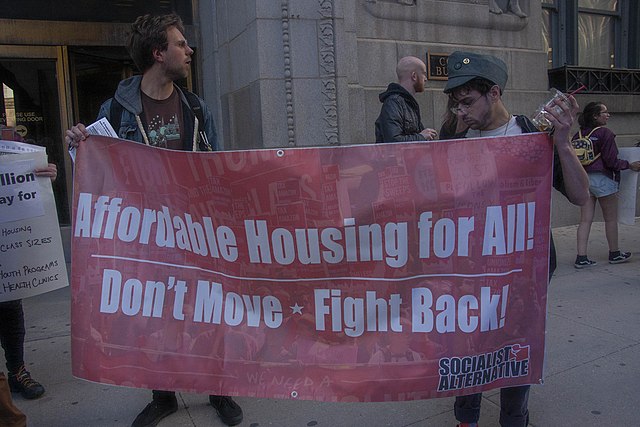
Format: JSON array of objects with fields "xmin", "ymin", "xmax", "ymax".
[{"xmin": 574, "ymin": 101, "xmax": 640, "ymax": 268}]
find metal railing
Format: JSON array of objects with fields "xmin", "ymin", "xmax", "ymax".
[{"xmin": 548, "ymin": 66, "xmax": 640, "ymax": 94}]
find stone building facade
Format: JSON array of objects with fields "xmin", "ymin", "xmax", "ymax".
[{"xmin": 204, "ymin": 0, "xmax": 640, "ymax": 225}]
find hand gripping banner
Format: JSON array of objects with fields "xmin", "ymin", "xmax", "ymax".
[{"xmin": 71, "ymin": 134, "xmax": 553, "ymax": 401}]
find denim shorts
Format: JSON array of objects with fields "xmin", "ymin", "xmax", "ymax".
[{"xmin": 588, "ymin": 172, "xmax": 619, "ymax": 198}]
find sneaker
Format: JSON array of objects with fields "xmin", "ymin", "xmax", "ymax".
[
  {"xmin": 457, "ymin": 423, "xmax": 479, "ymax": 427},
  {"xmin": 210, "ymin": 395, "xmax": 243, "ymax": 426},
  {"xmin": 131, "ymin": 397, "xmax": 178, "ymax": 427},
  {"xmin": 609, "ymin": 251, "xmax": 632, "ymax": 264},
  {"xmin": 8, "ymin": 365, "xmax": 45, "ymax": 399},
  {"xmin": 574, "ymin": 258, "xmax": 597, "ymax": 269}
]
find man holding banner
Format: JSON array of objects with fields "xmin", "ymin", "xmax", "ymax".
[
  {"xmin": 65, "ymin": 13, "xmax": 243, "ymax": 427},
  {"xmin": 442, "ymin": 51, "xmax": 589, "ymax": 427},
  {"xmin": 69, "ymin": 50, "xmax": 588, "ymax": 418}
]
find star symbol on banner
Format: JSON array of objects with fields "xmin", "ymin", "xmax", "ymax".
[{"xmin": 290, "ymin": 303, "xmax": 304, "ymax": 315}]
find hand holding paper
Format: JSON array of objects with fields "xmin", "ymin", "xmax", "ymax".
[{"xmin": 68, "ymin": 118, "xmax": 118, "ymax": 162}]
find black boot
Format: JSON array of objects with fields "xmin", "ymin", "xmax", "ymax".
[
  {"xmin": 131, "ymin": 392, "xmax": 178, "ymax": 427},
  {"xmin": 209, "ymin": 395, "xmax": 243, "ymax": 426}
]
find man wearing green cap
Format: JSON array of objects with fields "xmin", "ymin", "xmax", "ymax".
[{"xmin": 442, "ymin": 51, "xmax": 589, "ymax": 427}]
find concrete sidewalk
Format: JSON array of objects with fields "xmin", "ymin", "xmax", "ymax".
[{"xmin": 4, "ymin": 221, "xmax": 640, "ymax": 427}]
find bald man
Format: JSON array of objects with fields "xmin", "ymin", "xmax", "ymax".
[{"xmin": 375, "ymin": 56, "xmax": 438, "ymax": 143}]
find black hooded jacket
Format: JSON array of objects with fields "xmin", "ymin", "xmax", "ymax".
[{"xmin": 375, "ymin": 83, "xmax": 426, "ymax": 143}]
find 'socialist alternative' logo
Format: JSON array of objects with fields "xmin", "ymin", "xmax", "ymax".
[{"xmin": 437, "ymin": 344, "xmax": 530, "ymax": 392}]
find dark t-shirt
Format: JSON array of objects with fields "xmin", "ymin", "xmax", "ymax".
[{"xmin": 141, "ymin": 89, "xmax": 184, "ymax": 150}]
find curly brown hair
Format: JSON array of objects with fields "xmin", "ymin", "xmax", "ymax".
[{"xmin": 127, "ymin": 13, "xmax": 185, "ymax": 73}]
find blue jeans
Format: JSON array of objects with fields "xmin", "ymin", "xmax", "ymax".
[{"xmin": 454, "ymin": 385, "xmax": 530, "ymax": 427}]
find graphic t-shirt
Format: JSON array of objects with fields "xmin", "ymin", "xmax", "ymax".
[{"xmin": 141, "ymin": 89, "xmax": 184, "ymax": 150}]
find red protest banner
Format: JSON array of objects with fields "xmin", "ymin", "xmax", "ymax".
[{"xmin": 71, "ymin": 134, "xmax": 553, "ymax": 401}]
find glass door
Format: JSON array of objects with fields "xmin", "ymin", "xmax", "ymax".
[
  {"xmin": 68, "ymin": 46, "xmax": 133, "ymax": 125},
  {"xmin": 0, "ymin": 46, "xmax": 71, "ymax": 225}
]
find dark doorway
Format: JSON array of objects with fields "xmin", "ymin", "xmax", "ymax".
[{"xmin": 69, "ymin": 47, "xmax": 134, "ymax": 125}]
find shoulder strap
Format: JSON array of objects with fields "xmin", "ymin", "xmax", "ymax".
[
  {"xmin": 586, "ymin": 126, "xmax": 602, "ymax": 138},
  {"xmin": 515, "ymin": 115, "xmax": 538, "ymax": 134},
  {"xmin": 182, "ymin": 89, "xmax": 205, "ymax": 126},
  {"xmin": 108, "ymin": 98, "xmax": 124, "ymax": 134},
  {"xmin": 181, "ymin": 88, "xmax": 213, "ymax": 151}
]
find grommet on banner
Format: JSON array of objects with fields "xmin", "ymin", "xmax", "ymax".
[
  {"xmin": 290, "ymin": 390, "xmax": 298, "ymax": 398},
  {"xmin": 277, "ymin": 149, "xmax": 285, "ymax": 157}
]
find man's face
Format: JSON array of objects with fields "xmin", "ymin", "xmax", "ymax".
[
  {"xmin": 450, "ymin": 87, "xmax": 492, "ymax": 131},
  {"xmin": 160, "ymin": 26, "xmax": 194, "ymax": 80},
  {"xmin": 413, "ymin": 63, "xmax": 428, "ymax": 93}
]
